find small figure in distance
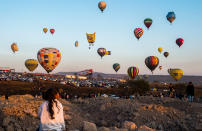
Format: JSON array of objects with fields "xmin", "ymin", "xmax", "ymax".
[
  {"xmin": 38, "ymin": 88, "xmax": 65, "ymax": 131},
  {"xmin": 186, "ymin": 82, "xmax": 195, "ymax": 102}
]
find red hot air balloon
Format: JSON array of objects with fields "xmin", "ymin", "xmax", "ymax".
[
  {"xmin": 145, "ymin": 56, "xmax": 159, "ymax": 73},
  {"xmin": 176, "ymin": 38, "xmax": 184, "ymax": 47},
  {"xmin": 127, "ymin": 67, "xmax": 139, "ymax": 79},
  {"xmin": 134, "ymin": 28, "xmax": 143, "ymax": 40},
  {"xmin": 164, "ymin": 52, "xmax": 169, "ymax": 58},
  {"xmin": 50, "ymin": 29, "xmax": 55, "ymax": 35}
]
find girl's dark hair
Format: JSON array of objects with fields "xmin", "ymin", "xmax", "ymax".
[{"xmin": 45, "ymin": 88, "xmax": 59, "ymax": 119}]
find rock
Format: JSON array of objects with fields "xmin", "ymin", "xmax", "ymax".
[
  {"xmin": 100, "ymin": 120, "xmax": 107, "ymax": 126},
  {"xmin": 122, "ymin": 121, "xmax": 137, "ymax": 130},
  {"xmin": 157, "ymin": 124, "xmax": 163, "ymax": 130},
  {"xmin": 6, "ymin": 125, "xmax": 14, "ymax": 131},
  {"xmin": 138, "ymin": 125, "xmax": 155, "ymax": 131},
  {"xmin": 83, "ymin": 121, "xmax": 97, "ymax": 131},
  {"xmin": 98, "ymin": 127, "xmax": 110, "ymax": 131},
  {"xmin": 110, "ymin": 127, "xmax": 128, "ymax": 131},
  {"xmin": 3, "ymin": 117, "xmax": 11, "ymax": 126}
]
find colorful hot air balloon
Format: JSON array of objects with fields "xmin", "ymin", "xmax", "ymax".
[
  {"xmin": 158, "ymin": 48, "xmax": 163, "ymax": 54},
  {"xmin": 43, "ymin": 28, "xmax": 48, "ymax": 34},
  {"xmin": 75, "ymin": 41, "xmax": 79, "ymax": 47},
  {"xmin": 113, "ymin": 63, "xmax": 120, "ymax": 72},
  {"xmin": 105, "ymin": 51, "xmax": 111, "ymax": 56},
  {"xmin": 127, "ymin": 67, "xmax": 139, "ymax": 79},
  {"xmin": 134, "ymin": 28, "xmax": 144, "ymax": 40},
  {"xmin": 145, "ymin": 56, "xmax": 159, "ymax": 73},
  {"xmin": 25, "ymin": 59, "xmax": 38, "ymax": 72},
  {"xmin": 164, "ymin": 52, "xmax": 169, "ymax": 58},
  {"xmin": 50, "ymin": 29, "xmax": 55, "ymax": 35},
  {"xmin": 144, "ymin": 18, "xmax": 153, "ymax": 29},
  {"xmin": 97, "ymin": 48, "xmax": 106, "ymax": 58},
  {"xmin": 176, "ymin": 38, "xmax": 184, "ymax": 47},
  {"xmin": 159, "ymin": 66, "xmax": 162, "ymax": 70},
  {"xmin": 86, "ymin": 32, "xmax": 96, "ymax": 48},
  {"xmin": 11, "ymin": 43, "xmax": 18, "ymax": 53},
  {"xmin": 98, "ymin": 1, "xmax": 107, "ymax": 12},
  {"xmin": 37, "ymin": 48, "xmax": 61, "ymax": 73},
  {"xmin": 168, "ymin": 68, "xmax": 183, "ymax": 81},
  {"xmin": 166, "ymin": 12, "xmax": 176, "ymax": 23}
]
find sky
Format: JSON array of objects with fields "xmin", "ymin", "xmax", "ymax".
[{"xmin": 0, "ymin": 0, "xmax": 202, "ymax": 75}]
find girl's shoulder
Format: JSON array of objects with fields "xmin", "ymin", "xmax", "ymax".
[{"xmin": 55, "ymin": 99, "xmax": 63, "ymax": 108}]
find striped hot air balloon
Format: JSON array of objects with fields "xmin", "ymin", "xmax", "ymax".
[
  {"xmin": 145, "ymin": 56, "xmax": 159, "ymax": 73},
  {"xmin": 127, "ymin": 67, "xmax": 139, "ymax": 79},
  {"xmin": 134, "ymin": 28, "xmax": 144, "ymax": 40},
  {"xmin": 113, "ymin": 63, "xmax": 120, "ymax": 72}
]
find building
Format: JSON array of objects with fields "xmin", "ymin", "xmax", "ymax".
[
  {"xmin": 0, "ymin": 67, "xmax": 15, "ymax": 73},
  {"xmin": 66, "ymin": 75, "xmax": 87, "ymax": 80}
]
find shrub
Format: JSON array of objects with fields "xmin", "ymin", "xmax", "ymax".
[{"xmin": 127, "ymin": 79, "xmax": 150, "ymax": 95}]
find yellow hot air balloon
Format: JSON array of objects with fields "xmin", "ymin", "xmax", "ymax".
[
  {"xmin": 98, "ymin": 1, "xmax": 107, "ymax": 12},
  {"xmin": 86, "ymin": 32, "xmax": 95, "ymax": 48},
  {"xmin": 158, "ymin": 48, "xmax": 163, "ymax": 54},
  {"xmin": 25, "ymin": 59, "xmax": 38, "ymax": 72},
  {"xmin": 37, "ymin": 48, "xmax": 61, "ymax": 73},
  {"xmin": 75, "ymin": 41, "xmax": 79, "ymax": 47},
  {"xmin": 104, "ymin": 51, "xmax": 111, "ymax": 55},
  {"xmin": 11, "ymin": 43, "xmax": 18, "ymax": 53},
  {"xmin": 43, "ymin": 28, "xmax": 48, "ymax": 33},
  {"xmin": 168, "ymin": 68, "xmax": 183, "ymax": 81}
]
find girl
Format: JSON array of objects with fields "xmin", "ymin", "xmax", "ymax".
[{"xmin": 38, "ymin": 88, "xmax": 65, "ymax": 131}]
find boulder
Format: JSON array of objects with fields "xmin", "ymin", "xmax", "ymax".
[
  {"xmin": 83, "ymin": 121, "xmax": 97, "ymax": 131},
  {"xmin": 138, "ymin": 125, "xmax": 155, "ymax": 131},
  {"xmin": 122, "ymin": 121, "xmax": 137, "ymax": 130},
  {"xmin": 98, "ymin": 127, "xmax": 110, "ymax": 131}
]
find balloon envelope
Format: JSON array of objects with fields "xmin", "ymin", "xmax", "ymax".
[
  {"xmin": 25, "ymin": 59, "xmax": 38, "ymax": 72},
  {"xmin": 113, "ymin": 63, "xmax": 120, "ymax": 72},
  {"xmin": 166, "ymin": 12, "xmax": 176, "ymax": 23},
  {"xmin": 144, "ymin": 18, "xmax": 152, "ymax": 29},
  {"xmin": 50, "ymin": 29, "xmax": 55, "ymax": 34},
  {"xmin": 158, "ymin": 48, "xmax": 163, "ymax": 53},
  {"xmin": 134, "ymin": 28, "xmax": 143, "ymax": 40},
  {"xmin": 176, "ymin": 38, "xmax": 184, "ymax": 47},
  {"xmin": 168, "ymin": 68, "xmax": 183, "ymax": 81},
  {"xmin": 145, "ymin": 56, "xmax": 159, "ymax": 73},
  {"xmin": 37, "ymin": 48, "xmax": 61, "ymax": 73},
  {"xmin": 98, "ymin": 1, "xmax": 107, "ymax": 12},
  {"xmin": 97, "ymin": 48, "xmax": 106, "ymax": 58},
  {"xmin": 75, "ymin": 41, "xmax": 79, "ymax": 47},
  {"xmin": 127, "ymin": 67, "xmax": 139, "ymax": 79},
  {"xmin": 11, "ymin": 43, "xmax": 18, "ymax": 53},
  {"xmin": 164, "ymin": 52, "xmax": 169, "ymax": 58},
  {"xmin": 43, "ymin": 28, "xmax": 48, "ymax": 33}
]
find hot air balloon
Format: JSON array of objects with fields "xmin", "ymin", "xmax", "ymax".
[
  {"xmin": 176, "ymin": 38, "xmax": 184, "ymax": 47},
  {"xmin": 144, "ymin": 18, "xmax": 152, "ymax": 29},
  {"xmin": 75, "ymin": 41, "xmax": 79, "ymax": 47},
  {"xmin": 164, "ymin": 52, "xmax": 169, "ymax": 58},
  {"xmin": 127, "ymin": 67, "xmax": 139, "ymax": 79},
  {"xmin": 98, "ymin": 1, "xmax": 106, "ymax": 12},
  {"xmin": 25, "ymin": 59, "xmax": 38, "ymax": 72},
  {"xmin": 158, "ymin": 48, "xmax": 163, "ymax": 54},
  {"xmin": 50, "ymin": 29, "xmax": 55, "ymax": 35},
  {"xmin": 86, "ymin": 32, "xmax": 96, "ymax": 48},
  {"xmin": 166, "ymin": 12, "xmax": 176, "ymax": 23},
  {"xmin": 145, "ymin": 56, "xmax": 159, "ymax": 73},
  {"xmin": 159, "ymin": 66, "xmax": 162, "ymax": 70},
  {"xmin": 113, "ymin": 63, "xmax": 120, "ymax": 72},
  {"xmin": 37, "ymin": 48, "xmax": 61, "ymax": 73},
  {"xmin": 134, "ymin": 28, "xmax": 143, "ymax": 40},
  {"xmin": 97, "ymin": 48, "xmax": 106, "ymax": 58},
  {"xmin": 11, "ymin": 43, "xmax": 18, "ymax": 53},
  {"xmin": 43, "ymin": 28, "xmax": 48, "ymax": 34},
  {"xmin": 168, "ymin": 68, "xmax": 183, "ymax": 81}
]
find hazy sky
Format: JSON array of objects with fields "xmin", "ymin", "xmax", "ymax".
[{"xmin": 0, "ymin": 0, "xmax": 202, "ymax": 75}]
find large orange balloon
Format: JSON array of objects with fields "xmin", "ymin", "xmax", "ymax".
[
  {"xmin": 43, "ymin": 28, "xmax": 48, "ymax": 33},
  {"xmin": 37, "ymin": 48, "xmax": 61, "ymax": 73},
  {"xmin": 98, "ymin": 1, "xmax": 107, "ymax": 12}
]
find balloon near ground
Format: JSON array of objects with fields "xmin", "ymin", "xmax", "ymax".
[
  {"xmin": 127, "ymin": 67, "xmax": 139, "ymax": 79},
  {"xmin": 145, "ymin": 56, "xmax": 159, "ymax": 73},
  {"xmin": 43, "ymin": 28, "xmax": 48, "ymax": 34},
  {"xmin": 25, "ymin": 59, "xmax": 38, "ymax": 72},
  {"xmin": 168, "ymin": 68, "xmax": 183, "ymax": 81},
  {"xmin": 11, "ymin": 43, "xmax": 18, "ymax": 53},
  {"xmin": 166, "ymin": 12, "xmax": 176, "ymax": 23},
  {"xmin": 164, "ymin": 52, "xmax": 169, "ymax": 58},
  {"xmin": 144, "ymin": 18, "xmax": 153, "ymax": 29},
  {"xmin": 176, "ymin": 38, "xmax": 184, "ymax": 47},
  {"xmin": 158, "ymin": 48, "xmax": 163, "ymax": 54},
  {"xmin": 113, "ymin": 63, "xmax": 120, "ymax": 72},
  {"xmin": 37, "ymin": 48, "xmax": 61, "ymax": 73},
  {"xmin": 98, "ymin": 1, "xmax": 107, "ymax": 12},
  {"xmin": 50, "ymin": 29, "xmax": 55, "ymax": 35},
  {"xmin": 134, "ymin": 28, "xmax": 144, "ymax": 40},
  {"xmin": 97, "ymin": 48, "xmax": 106, "ymax": 58}
]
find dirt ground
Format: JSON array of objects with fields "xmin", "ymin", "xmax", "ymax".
[{"xmin": 0, "ymin": 95, "xmax": 202, "ymax": 131}]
